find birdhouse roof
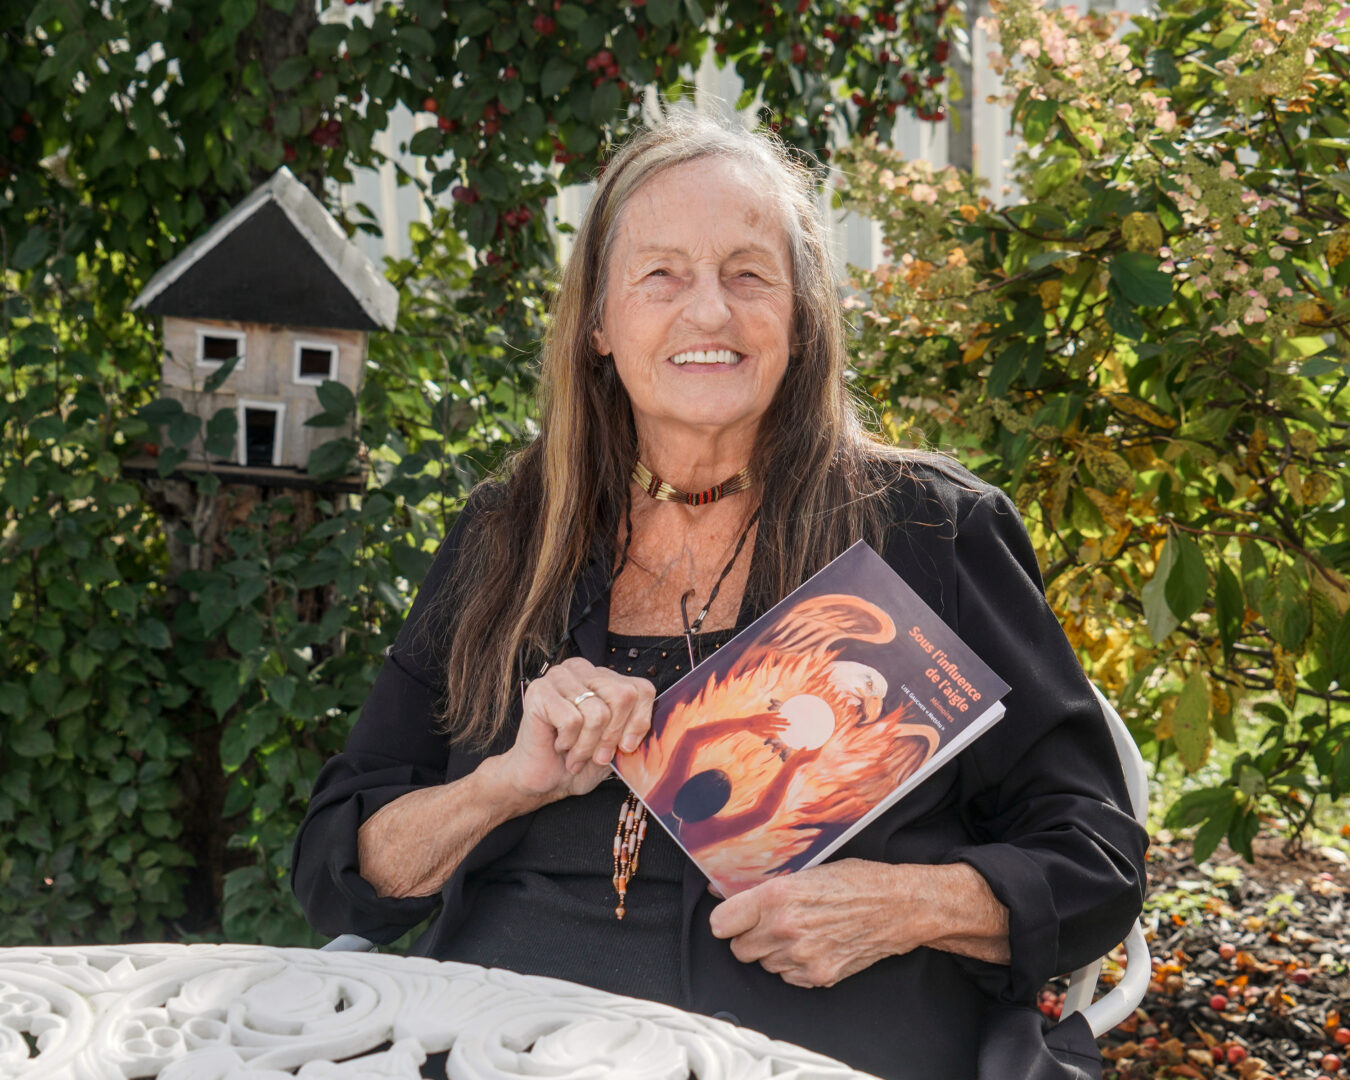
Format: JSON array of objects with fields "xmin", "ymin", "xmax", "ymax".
[{"xmin": 132, "ymin": 167, "xmax": 398, "ymax": 332}]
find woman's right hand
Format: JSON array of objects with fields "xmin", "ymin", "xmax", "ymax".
[{"xmin": 496, "ymin": 656, "xmax": 656, "ymax": 804}]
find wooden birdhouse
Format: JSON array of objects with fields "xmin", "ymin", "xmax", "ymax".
[{"xmin": 131, "ymin": 167, "xmax": 397, "ymax": 484}]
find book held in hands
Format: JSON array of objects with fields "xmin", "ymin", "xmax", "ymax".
[{"xmin": 612, "ymin": 540, "xmax": 1011, "ymax": 897}]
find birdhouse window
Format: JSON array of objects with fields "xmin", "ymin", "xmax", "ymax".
[
  {"xmin": 237, "ymin": 400, "xmax": 286, "ymax": 468},
  {"xmin": 293, "ymin": 340, "xmax": 338, "ymax": 384},
  {"xmin": 197, "ymin": 328, "xmax": 246, "ymax": 368}
]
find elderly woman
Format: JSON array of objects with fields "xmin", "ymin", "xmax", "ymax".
[{"xmin": 292, "ymin": 112, "xmax": 1147, "ymax": 1080}]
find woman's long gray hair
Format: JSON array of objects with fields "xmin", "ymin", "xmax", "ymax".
[{"xmin": 429, "ymin": 109, "xmax": 902, "ymax": 748}]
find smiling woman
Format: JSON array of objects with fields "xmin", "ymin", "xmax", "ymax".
[{"xmin": 292, "ymin": 110, "xmax": 1147, "ymax": 1080}]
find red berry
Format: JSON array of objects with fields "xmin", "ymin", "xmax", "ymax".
[
  {"xmin": 483, "ymin": 118, "xmax": 500, "ymax": 135},
  {"xmin": 1292, "ymin": 968, "xmax": 1313, "ymax": 985},
  {"xmin": 1211, "ymin": 1046, "xmax": 1225, "ymax": 1064},
  {"xmin": 142, "ymin": 442, "xmax": 160, "ymax": 458},
  {"xmin": 504, "ymin": 66, "xmax": 517, "ymax": 79},
  {"xmin": 1218, "ymin": 943, "xmax": 1237, "ymax": 960},
  {"xmin": 1209, "ymin": 994, "xmax": 1229, "ymax": 1011},
  {"xmin": 350, "ymin": 90, "xmax": 363, "ymax": 104},
  {"xmin": 438, "ymin": 115, "xmax": 453, "ymax": 131},
  {"xmin": 422, "ymin": 97, "xmax": 438, "ymax": 113},
  {"xmin": 605, "ymin": 61, "xmax": 619, "ymax": 76},
  {"xmin": 485, "ymin": 251, "xmax": 503, "ymax": 265},
  {"xmin": 450, "ymin": 184, "xmax": 477, "ymax": 204},
  {"xmin": 795, "ymin": 0, "xmax": 808, "ymax": 10},
  {"xmin": 1324, "ymin": 1055, "xmax": 1343, "ymax": 1074},
  {"xmin": 1227, "ymin": 1045, "xmax": 1247, "ymax": 1065},
  {"xmin": 516, "ymin": 206, "xmax": 532, "ymax": 224},
  {"xmin": 282, "ymin": 143, "xmax": 296, "ymax": 162},
  {"xmin": 663, "ymin": 43, "xmax": 679, "ymax": 56},
  {"xmin": 851, "ymin": 91, "xmax": 866, "ymax": 107},
  {"xmin": 823, "ymin": 28, "xmax": 839, "ymax": 42},
  {"xmin": 483, "ymin": 102, "xmax": 498, "ymax": 119},
  {"xmin": 20, "ymin": 110, "xmax": 32, "ymax": 123},
  {"xmin": 761, "ymin": 48, "xmax": 773, "ymax": 62},
  {"xmin": 791, "ymin": 43, "xmax": 807, "ymax": 64},
  {"xmin": 715, "ymin": 41, "xmax": 727, "ymax": 54},
  {"xmin": 532, "ymin": 13, "xmax": 556, "ymax": 34},
  {"xmin": 9, "ymin": 126, "xmax": 25, "ymax": 143},
  {"xmin": 1335, "ymin": 1029, "xmax": 1350, "ymax": 1046},
  {"xmin": 595, "ymin": 49, "xmax": 614, "ymax": 67},
  {"xmin": 935, "ymin": 41, "xmax": 951, "ymax": 62}
]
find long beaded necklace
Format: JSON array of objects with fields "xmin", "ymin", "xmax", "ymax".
[{"xmin": 611, "ymin": 501, "xmax": 760, "ymax": 920}]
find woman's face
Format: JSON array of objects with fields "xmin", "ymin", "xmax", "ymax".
[{"xmin": 593, "ymin": 156, "xmax": 794, "ymax": 452}]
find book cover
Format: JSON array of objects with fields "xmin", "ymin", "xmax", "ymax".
[{"xmin": 612, "ymin": 539, "xmax": 1012, "ymax": 897}]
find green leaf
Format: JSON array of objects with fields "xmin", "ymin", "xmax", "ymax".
[
  {"xmin": 138, "ymin": 398, "xmax": 184, "ymax": 425},
  {"xmin": 409, "ymin": 127, "xmax": 442, "ymax": 157},
  {"xmin": 137, "ymin": 619, "xmax": 172, "ymax": 650},
  {"xmin": 1193, "ymin": 799, "xmax": 1235, "ymax": 864},
  {"xmin": 316, "ymin": 379, "xmax": 356, "ymax": 418},
  {"xmin": 1172, "ymin": 671, "xmax": 1211, "ymax": 771},
  {"xmin": 3, "ymin": 468, "xmax": 37, "ymax": 510},
  {"xmin": 203, "ymin": 354, "xmax": 240, "ymax": 393},
  {"xmin": 1142, "ymin": 535, "xmax": 1180, "ymax": 643},
  {"xmin": 647, "ymin": 0, "xmax": 680, "ymax": 26},
  {"xmin": 0, "ymin": 681, "xmax": 29, "ymax": 718},
  {"xmin": 1109, "ymin": 252, "xmax": 1173, "ymax": 307},
  {"xmin": 1164, "ymin": 536, "xmax": 1208, "ymax": 624},
  {"xmin": 270, "ymin": 56, "xmax": 311, "ymax": 91},
  {"xmin": 307, "ymin": 438, "xmax": 358, "ymax": 479},
  {"xmin": 541, "ymin": 58, "xmax": 577, "ymax": 99},
  {"xmin": 12, "ymin": 227, "xmax": 51, "ymax": 271},
  {"xmin": 11, "ymin": 720, "xmax": 56, "ymax": 758},
  {"xmin": 168, "ymin": 411, "xmax": 202, "ymax": 449},
  {"xmin": 554, "ymin": 3, "xmax": 586, "ymax": 29},
  {"xmin": 1331, "ymin": 609, "xmax": 1350, "ymax": 685},
  {"xmin": 227, "ymin": 616, "xmax": 263, "ymax": 655},
  {"xmin": 1105, "ymin": 281, "xmax": 1147, "ymax": 340},
  {"xmin": 1215, "ymin": 560, "xmax": 1244, "ymax": 660},
  {"xmin": 591, "ymin": 80, "xmax": 622, "ymax": 124}
]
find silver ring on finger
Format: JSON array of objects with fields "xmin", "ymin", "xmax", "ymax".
[{"xmin": 572, "ymin": 690, "xmax": 599, "ymax": 708}]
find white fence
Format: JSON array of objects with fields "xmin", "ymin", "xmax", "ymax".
[{"xmin": 332, "ymin": 0, "xmax": 1153, "ymax": 279}]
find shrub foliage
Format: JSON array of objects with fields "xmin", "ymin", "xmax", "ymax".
[
  {"xmin": 837, "ymin": 0, "xmax": 1350, "ymax": 860},
  {"xmin": 0, "ymin": 0, "xmax": 953, "ymax": 942}
]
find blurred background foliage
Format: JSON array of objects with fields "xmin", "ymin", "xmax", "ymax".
[
  {"xmin": 0, "ymin": 0, "xmax": 955, "ymax": 944},
  {"xmin": 837, "ymin": 0, "xmax": 1350, "ymax": 864}
]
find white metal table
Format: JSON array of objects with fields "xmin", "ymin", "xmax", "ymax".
[{"xmin": 0, "ymin": 943, "xmax": 873, "ymax": 1079}]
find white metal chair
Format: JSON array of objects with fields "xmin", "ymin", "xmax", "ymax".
[
  {"xmin": 1060, "ymin": 685, "xmax": 1151, "ymax": 1037},
  {"xmin": 323, "ymin": 684, "xmax": 1151, "ymax": 1039}
]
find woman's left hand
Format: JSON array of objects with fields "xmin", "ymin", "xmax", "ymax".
[{"xmin": 708, "ymin": 859, "xmax": 1010, "ymax": 988}]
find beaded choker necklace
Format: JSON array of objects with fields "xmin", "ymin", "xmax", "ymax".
[{"xmin": 631, "ymin": 461, "xmax": 753, "ymax": 506}]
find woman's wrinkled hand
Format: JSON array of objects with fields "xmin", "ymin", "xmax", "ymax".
[
  {"xmin": 498, "ymin": 656, "xmax": 656, "ymax": 805},
  {"xmin": 707, "ymin": 859, "xmax": 932, "ymax": 988},
  {"xmin": 708, "ymin": 859, "xmax": 1010, "ymax": 986}
]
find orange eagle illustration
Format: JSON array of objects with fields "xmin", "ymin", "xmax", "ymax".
[{"xmin": 617, "ymin": 593, "xmax": 940, "ymax": 895}]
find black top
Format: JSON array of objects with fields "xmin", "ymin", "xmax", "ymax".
[
  {"xmin": 291, "ymin": 457, "xmax": 1148, "ymax": 1080},
  {"xmin": 436, "ymin": 629, "xmax": 739, "ymax": 1005}
]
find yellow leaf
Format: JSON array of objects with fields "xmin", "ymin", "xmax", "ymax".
[
  {"xmin": 1209, "ymin": 680, "xmax": 1232, "ymax": 719},
  {"xmin": 1083, "ymin": 440, "xmax": 1134, "ymax": 490},
  {"xmin": 1296, "ymin": 300, "xmax": 1329, "ymax": 325},
  {"xmin": 1273, "ymin": 645, "xmax": 1298, "ymax": 708},
  {"xmin": 1283, "ymin": 463, "xmax": 1304, "ymax": 506},
  {"xmin": 1122, "ymin": 212, "xmax": 1164, "ymax": 254},
  {"xmin": 958, "ymin": 204, "xmax": 979, "ymax": 223},
  {"xmin": 1083, "ymin": 486, "xmax": 1128, "ymax": 529},
  {"xmin": 962, "ymin": 338, "xmax": 990, "ymax": 364},
  {"xmin": 1304, "ymin": 471, "xmax": 1333, "ymax": 504},
  {"xmin": 1106, "ymin": 393, "xmax": 1178, "ymax": 430},
  {"xmin": 1037, "ymin": 279, "xmax": 1062, "ymax": 310},
  {"xmin": 1289, "ymin": 429, "xmax": 1317, "ymax": 457},
  {"xmin": 1103, "ymin": 522, "xmax": 1133, "ymax": 559},
  {"xmin": 1328, "ymin": 225, "xmax": 1350, "ymax": 269}
]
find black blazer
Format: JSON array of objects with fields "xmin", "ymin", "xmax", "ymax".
[{"xmin": 292, "ymin": 457, "xmax": 1147, "ymax": 1080}]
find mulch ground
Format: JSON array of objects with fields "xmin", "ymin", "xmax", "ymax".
[{"xmin": 1045, "ymin": 834, "xmax": 1350, "ymax": 1080}]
